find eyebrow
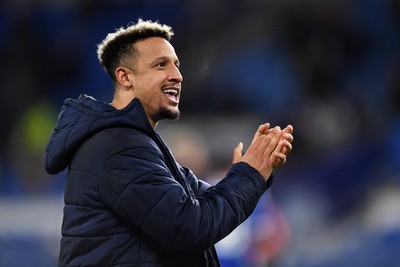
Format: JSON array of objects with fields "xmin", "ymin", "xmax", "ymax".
[{"xmin": 153, "ymin": 56, "xmax": 180, "ymax": 66}]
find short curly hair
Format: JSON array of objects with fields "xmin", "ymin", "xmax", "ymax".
[{"xmin": 97, "ymin": 19, "xmax": 174, "ymax": 81}]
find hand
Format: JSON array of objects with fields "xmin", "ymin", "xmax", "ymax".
[
  {"xmin": 232, "ymin": 122, "xmax": 271, "ymax": 164},
  {"xmin": 271, "ymin": 124, "xmax": 294, "ymax": 169},
  {"xmin": 232, "ymin": 123, "xmax": 284, "ymax": 180},
  {"xmin": 250, "ymin": 124, "xmax": 293, "ymax": 169}
]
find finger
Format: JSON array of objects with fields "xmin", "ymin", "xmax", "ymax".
[
  {"xmin": 232, "ymin": 142, "xmax": 243, "ymax": 164},
  {"xmin": 263, "ymin": 126, "xmax": 281, "ymax": 160},
  {"xmin": 273, "ymin": 152, "xmax": 287, "ymax": 168},
  {"xmin": 282, "ymin": 124, "xmax": 294, "ymax": 134},
  {"xmin": 249, "ymin": 127, "xmax": 274, "ymax": 153},
  {"xmin": 251, "ymin": 123, "xmax": 270, "ymax": 145},
  {"xmin": 283, "ymin": 133, "xmax": 294, "ymax": 144},
  {"xmin": 258, "ymin": 123, "xmax": 271, "ymax": 134},
  {"xmin": 276, "ymin": 139, "xmax": 293, "ymax": 155}
]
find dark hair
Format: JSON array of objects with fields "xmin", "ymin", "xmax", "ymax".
[{"xmin": 97, "ymin": 19, "xmax": 174, "ymax": 81}]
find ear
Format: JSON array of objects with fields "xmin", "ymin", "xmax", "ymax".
[{"xmin": 115, "ymin": 67, "xmax": 133, "ymax": 87}]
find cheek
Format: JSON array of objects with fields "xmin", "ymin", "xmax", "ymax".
[
  {"xmin": 134, "ymin": 75, "xmax": 164, "ymax": 103},
  {"xmin": 138, "ymin": 75, "xmax": 160, "ymax": 90},
  {"xmin": 138, "ymin": 85, "xmax": 162, "ymax": 106}
]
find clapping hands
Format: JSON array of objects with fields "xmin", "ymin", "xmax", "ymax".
[{"xmin": 232, "ymin": 123, "xmax": 294, "ymax": 181}]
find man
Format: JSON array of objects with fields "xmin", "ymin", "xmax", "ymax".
[{"xmin": 45, "ymin": 19, "xmax": 294, "ymax": 267}]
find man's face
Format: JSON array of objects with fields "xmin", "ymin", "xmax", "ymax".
[{"xmin": 130, "ymin": 37, "xmax": 183, "ymax": 125}]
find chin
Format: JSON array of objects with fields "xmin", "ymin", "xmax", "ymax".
[{"xmin": 157, "ymin": 107, "xmax": 180, "ymax": 121}]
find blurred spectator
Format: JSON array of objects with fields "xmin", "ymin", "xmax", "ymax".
[{"xmin": 4, "ymin": 99, "xmax": 63, "ymax": 195}]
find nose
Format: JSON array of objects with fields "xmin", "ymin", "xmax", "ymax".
[{"xmin": 169, "ymin": 65, "xmax": 183, "ymax": 83}]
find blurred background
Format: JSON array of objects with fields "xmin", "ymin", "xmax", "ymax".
[{"xmin": 1, "ymin": 0, "xmax": 399, "ymax": 266}]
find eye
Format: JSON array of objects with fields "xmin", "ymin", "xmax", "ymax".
[{"xmin": 156, "ymin": 61, "xmax": 166, "ymax": 68}]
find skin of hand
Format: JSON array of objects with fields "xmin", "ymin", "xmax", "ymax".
[
  {"xmin": 232, "ymin": 123, "xmax": 294, "ymax": 181},
  {"xmin": 273, "ymin": 124, "xmax": 294, "ymax": 167}
]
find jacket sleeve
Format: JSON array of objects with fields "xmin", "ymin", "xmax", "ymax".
[
  {"xmin": 98, "ymin": 134, "xmax": 271, "ymax": 254},
  {"xmin": 179, "ymin": 166, "xmax": 212, "ymax": 196}
]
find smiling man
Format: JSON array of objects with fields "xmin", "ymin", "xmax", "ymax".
[
  {"xmin": 45, "ymin": 19, "xmax": 294, "ymax": 267},
  {"xmin": 109, "ymin": 35, "xmax": 182, "ymax": 126}
]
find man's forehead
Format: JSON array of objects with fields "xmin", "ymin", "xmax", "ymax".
[{"xmin": 135, "ymin": 37, "xmax": 176, "ymax": 56}]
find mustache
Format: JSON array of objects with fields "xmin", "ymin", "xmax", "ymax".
[{"xmin": 161, "ymin": 82, "xmax": 181, "ymax": 90}]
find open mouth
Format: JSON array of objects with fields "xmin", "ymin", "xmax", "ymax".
[{"xmin": 163, "ymin": 88, "xmax": 179, "ymax": 103}]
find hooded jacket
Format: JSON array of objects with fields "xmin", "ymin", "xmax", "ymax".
[{"xmin": 45, "ymin": 94, "xmax": 272, "ymax": 267}]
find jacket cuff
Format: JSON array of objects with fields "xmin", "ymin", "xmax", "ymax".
[
  {"xmin": 265, "ymin": 170, "xmax": 274, "ymax": 189},
  {"xmin": 233, "ymin": 162, "xmax": 274, "ymax": 190}
]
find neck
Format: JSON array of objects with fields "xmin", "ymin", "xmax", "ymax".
[
  {"xmin": 111, "ymin": 90, "xmax": 158, "ymax": 129},
  {"xmin": 111, "ymin": 91, "xmax": 133, "ymax": 110}
]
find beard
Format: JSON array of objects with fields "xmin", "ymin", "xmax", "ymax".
[{"xmin": 156, "ymin": 106, "xmax": 180, "ymax": 121}]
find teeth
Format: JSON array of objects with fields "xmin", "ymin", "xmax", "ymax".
[{"xmin": 163, "ymin": 89, "xmax": 178, "ymax": 96}]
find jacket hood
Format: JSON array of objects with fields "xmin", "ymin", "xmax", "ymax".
[{"xmin": 45, "ymin": 94, "xmax": 154, "ymax": 174}]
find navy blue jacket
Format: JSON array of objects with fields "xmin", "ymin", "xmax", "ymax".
[{"xmin": 45, "ymin": 94, "xmax": 273, "ymax": 267}]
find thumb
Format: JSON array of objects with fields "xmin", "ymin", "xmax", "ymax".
[{"xmin": 232, "ymin": 142, "xmax": 243, "ymax": 164}]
